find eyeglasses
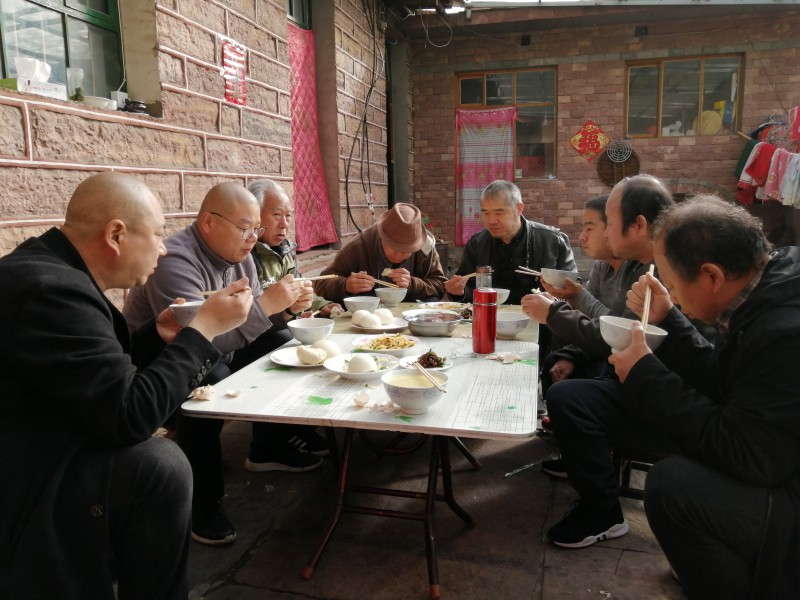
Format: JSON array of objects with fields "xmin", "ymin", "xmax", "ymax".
[{"xmin": 209, "ymin": 212, "xmax": 265, "ymax": 240}]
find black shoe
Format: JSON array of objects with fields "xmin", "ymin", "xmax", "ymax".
[
  {"xmin": 542, "ymin": 458, "xmax": 568, "ymax": 479},
  {"xmin": 288, "ymin": 429, "xmax": 330, "ymax": 456},
  {"xmin": 191, "ymin": 504, "xmax": 236, "ymax": 546},
  {"xmin": 547, "ymin": 501, "xmax": 629, "ymax": 548},
  {"xmin": 245, "ymin": 445, "xmax": 323, "ymax": 473}
]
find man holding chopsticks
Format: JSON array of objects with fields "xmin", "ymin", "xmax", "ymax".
[
  {"xmin": 124, "ymin": 182, "xmax": 323, "ymax": 547},
  {"xmin": 444, "ymin": 179, "xmax": 576, "ymax": 305},
  {"xmin": 314, "ymin": 202, "xmax": 447, "ymax": 303}
]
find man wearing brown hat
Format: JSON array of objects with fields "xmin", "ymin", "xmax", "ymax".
[{"xmin": 314, "ymin": 202, "xmax": 447, "ymax": 303}]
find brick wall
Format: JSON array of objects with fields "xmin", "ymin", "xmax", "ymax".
[{"xmin": 408, "ymin": 10, "xmax": 800, "ymax": 245}]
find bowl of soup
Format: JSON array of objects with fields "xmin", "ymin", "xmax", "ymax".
[{"xmin": 382, "ymin": 370, "xmax": 448, "ymax": 414}]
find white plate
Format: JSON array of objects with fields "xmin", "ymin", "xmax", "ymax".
[
  {"xmin": 399, "ymin": 353, "xmax": 454, "ymax": 371},
  {"xmin": 351, "ymin": 317, "xmax": 408, "ymax": 334},
  {"xmin": 323, "ymin": 353, "xmax": 400, "ymax": 381},
  {"xmin": 269, "ymin": 346, "xmax": 325, "ymax": 368},
  {"xmin": 351, "ymin": 334, "xmax": 421, "ymax": 357}
]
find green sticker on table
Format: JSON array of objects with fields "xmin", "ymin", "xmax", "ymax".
[
  {"xmin": 518, "ymin": 359, "xmax": 537, "ymax": 366},
  {"xmin": 265, "ymin": 366, "xmax": 292, "ymax": 372},
  {"xmin": 308, "ymin": 395, "xmax": 333, "ymax": 405},
  {"xmin": 395, "ymin": 415, "xmax": 414, "ymax": 423}
]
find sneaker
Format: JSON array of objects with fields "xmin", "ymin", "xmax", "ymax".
[
  {"xmin": 542, "ymin": 458, "xmax": 568, "ymax": 479},
  {"xmin": 191, "ymin": 504, "xmax": 237, "ymax": 546},
  {"xmin": 288, "ymin": 430, "xmax": 330, "ymax": 456},
  {"xmin": 245, "ymin": 445, "xmax": 323, "ymax": 473},
  {"xmin": 547, "ymin": 501, "xmax": 629, "ymax": 548}
]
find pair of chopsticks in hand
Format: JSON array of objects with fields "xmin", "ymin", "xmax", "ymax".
[
  {"xmin": 412, "ymin": 362, "xmax": 447, "ymax": 393},
  {"xmin": 514, "ymin": 266, "xmax": 541, "ymax": 277},
  {"xmin": 199, "ymin": 274, "xmax": 340, "ymax": 296}
]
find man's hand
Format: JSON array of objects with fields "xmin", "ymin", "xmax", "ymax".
[
  {"xmin": 156, "ymin": 298, "xmax": 185, "ymax": 343},
  {"xmin": 521, "ymin": 292, "xmax": 555, "ymax": 323},
  {"xmin": 346, "ymin": 271, "xmax": 375, "ymax": 294},
  {"xmin": 318, "ymin": 302, "xmax": 344, "ymax": 318},
  {"xmin": 627, "ymin": 271, "xmax": 672, "ymax": 324},
  {"xmin": 258, "ymin": 274, "xmax": 302, "ymax": 316},
  {"xmin": 184, "ymin": 277, "xmax": 253, "ymax": 342},
  {"xmin": 444, "ymin": 274, "xmax": 469, "ymax": 297},
  {"xmin": 288, "ymin": 281, "xmax": 314, "ymax": 315},
  {"xmin": 607, "ymin": 322, "xmax": 651, "ymax": 383},
  {"xmin": 548, "ymin": 359, "xmax": 575, "ymax": 383},
  {"xmin": 386, "ymin": 267, "xmax": 411, "ymax": 289},
  {"xmin": 541, "ymin": 277, "xmax": 582, "ymax": 300}
]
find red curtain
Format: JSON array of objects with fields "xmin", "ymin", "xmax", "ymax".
[
  {"xmin": 288, "ymin": 24, "xmax": 338, "ymax": 251},
  {"xmin": 455, "ymin": 107, "xmax": 518, "ymax": 246}
]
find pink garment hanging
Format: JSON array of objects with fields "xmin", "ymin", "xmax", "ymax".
[
  {"xmin": 763, "ymin": 148, "xmax": 794, "ymax": 202},
  {"xmin": 455, "ymin": 107, "xmax": 517, "ymax": 246},
  {"xmin": 288, "ymin": 24, "xmax": 338, "ymax": 251}
]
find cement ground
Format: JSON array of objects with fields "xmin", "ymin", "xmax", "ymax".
[{"xmin": 186, "ymin": 421, "xmax": 685, "ymax": 600}]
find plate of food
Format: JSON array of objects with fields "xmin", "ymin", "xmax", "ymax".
[
  {"xmin": 399, "ymin": 349, "xmax": 453, "ymax": 371},
  {"xmin": 323, "ymin": 353, "xmax": 400, "ymax": 382},
  {"xmin": 351, "ymin": 334, "xmax": 420, "ymax": 357},
  {"xmin": 269, "ymin": 346, "xmax": 327, "ymax": 368},
  {"xmin": 351, "ymin": 316, "xmax": 408, "ymax": 334},
  {"xmin": 413, "ymin": 302, "xmax": 473, "ymax": 321}
]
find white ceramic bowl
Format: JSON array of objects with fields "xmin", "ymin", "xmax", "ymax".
[
  {"xmin": 599, "ymin": 315, "xmax": 668, "ymax": 353},
  {"xmin": 84, "ymin": 95, "xmax": 115, "ymax": 109},
  {"xmin": 494, "ymin": 288, "xmax": 510, "ymax": 304},
  {"xmin": 496, "ymin": 312, "xmax": 530, "ymax": 339},
  {"xmin": 323, "ymin": 353, "xmax": 400, "ymax": 382},
  {"xmin": 382, "ymin": 370, "xmax": 448, "ymax": 414},
  {"xmin": 169, "ymin": 300, "xmax": 205, "ymax": 326},
  {"xmin": 374, "ymin": 287, "xmax": 408, "ymax": 306},
  {"xmin": 404, "ymin": 311, "xmax": 462, "ymax": 337},
  {"xmin": 287, "ymin": 318, "xmax": 334, "ymax": 344},
  {"xmin": 541, "ymin": 268, "xmax": 580, "ymax": 288},
  {"xmin": 344, "ymin": 296, "xmax": 380, "ymax": 314}
]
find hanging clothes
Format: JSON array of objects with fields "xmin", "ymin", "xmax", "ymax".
[{"xmin": 763, "ymin": 148, "xmax": 793, "ymax": 202}]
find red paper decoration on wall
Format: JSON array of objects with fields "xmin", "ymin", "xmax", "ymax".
[
  {"xmin": 570, "ymin": 120, "xmax": 610, "ymax": 161},
  {"xmin": 222, "ymin": 39, "xmax": 246, "ymax": 105}
]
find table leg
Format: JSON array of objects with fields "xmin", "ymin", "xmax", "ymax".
[
  {"xmin": 425, "ymin": 435, "xmax": 441, "ymax": 600},
  {"xmin": 438, "ymin": 436, "xmax": 474, "ymax": 525},
  {"xmin": 323, "ymin": 425, "xmax": 340, "ymax": 476},
  {"xmin": 301, "ymin": 428, "xmax": 353, "ymax": 580},
  {"xmin": 450, "ymin": 436, "xmax": 481, "ymax": 471}
]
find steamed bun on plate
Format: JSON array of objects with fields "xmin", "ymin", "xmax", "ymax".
[
  {"xmin": 296, "ymin": 345, "xmax": 327, "ymax": 365},
  {"xmin": 374, "ymin": 308, "xmax": 393, "ymax": 324},
  {"xmin": 352, "ymin": 309, "xmax": 371, "ymax": 326},
  {"xmin": 312, "ymin": 339, "xmax": 341, "ymax": 358},
  {"xmin": 359, "ymin": 313, "xmax": 382, "ymax": 329},
  {"xmin": 348, "ymin": 354, "xmax": 378, "ymax": 373}
]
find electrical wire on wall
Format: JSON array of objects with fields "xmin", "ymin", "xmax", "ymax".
[{"xmin": 343, "ymin": 0, "xmax": 385, "ymax": 233}]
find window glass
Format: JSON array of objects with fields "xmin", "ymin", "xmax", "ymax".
[
  {"xmin": 67, "ymin": 16, "xmax": 121, "ymax": 97},
  {"xmin": 626, "ymin": 55, "xmax": 741, "ymax": 138},
  {"xmin": 627, "ymin": 65, "xmax": 658, "ymax": 136},
  {"xmin": 459, "ymin": 77, "xmax": 483, "ymax": 105},
  {"xmin": 3, "ymin": 0, "xmax": 67, "ymax": 84},
  {"xmin": 69, "ymin": 0, "xmax": 109, "ymax": 13},
  {"xmin": 457, "ymin": 68, "xmax": 557, "ymax": 179}
]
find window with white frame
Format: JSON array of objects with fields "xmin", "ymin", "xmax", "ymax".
[
  {"xmin": 457, "ymin": 68, "xmax": 557, "ymax": 180},
  {"xmin": 0, "ymin": 0, "xmax": 122, "ymax": 98},
  {"xmin": 626, "ymin": 54, "xmax": 742, "ymax": 138}
]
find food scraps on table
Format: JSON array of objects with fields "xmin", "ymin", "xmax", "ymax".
[
  {"xmin": 485, "ymin": 353, "xmax": 523, "ymax": 364},
  {"xmin": 191, "ymin": 385, "xmax": 215, "ymax": 400}
]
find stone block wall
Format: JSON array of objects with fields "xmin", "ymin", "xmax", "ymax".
[
  {"xmin": 0, "ymin": 0, "xmax": 389, "ymax": 268},
  {"xmin": 409, "ymin": 9, "xmax": 800, "ymax": 245}
]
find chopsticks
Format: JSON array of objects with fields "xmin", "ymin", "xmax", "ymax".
[
  {"xmin": 462, "ymin": 272, "xmax": 477, "ymax": 279},
  {"xmin": 641, "ymin": 264, "xmax": 656, "ymax": 330},
  {"xmin": 514, "ymin": 266, "xmax": 541, "ymax": 277},
  {"xmin": 413, "ymin": 362, "xmax": 447, "ymax": 393},
  {"xmin": 199, "ymin": 274, "xmax": 340, "ymax": 296},
  {"xmin": 371, "ymin": 278, "xmax": 401, "ymax": 289},
  {"xmin": 292, "ymin": 274, "xmax": 340, "ymax": 283}
]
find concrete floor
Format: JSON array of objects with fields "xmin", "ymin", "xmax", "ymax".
[{"xmin": 186, "ymin": 421, "xmax": 686, "ymax": 600}]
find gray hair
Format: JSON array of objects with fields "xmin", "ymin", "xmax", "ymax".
[
  {"xmin": 481, "ymin": 180, "xmax": 523, "ymax": 208},
  {"xmin": 247, "ymin": 179, "xmax": 287, "ymax": 208}
]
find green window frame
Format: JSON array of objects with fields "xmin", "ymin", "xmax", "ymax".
[
  {"xmin": 0, "ymin": 0, "xmax": 122, "ymax": 98},
  {"xmin": 286, "ymin": 0, "xmax": 310, "ymax": 29},
  {"xmin": 456, "ymin": 68, "xmax": 557, "ymax": 180},
  {"xmin": 626, "ymin": 54, "xmax": 743, "ymax": 138}
]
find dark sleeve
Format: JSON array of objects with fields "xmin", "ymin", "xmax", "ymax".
[
  {"xmin": 555, "ymin": 230, "xmax": 577, "ymax": 272},
  {"xmin": 409, "ymin": 244, "xmax": 447, "ymax": 300},
  {"xmin": 545, "ymin": 301, "xmax": 611, "ymax": 358},
  {"xmin": 316, "ymin": 238, "xmax": 368, "ymax": 303},
  {"xmin": 623, "ymin": 333, "xmax": 800, "ymax": 487}
]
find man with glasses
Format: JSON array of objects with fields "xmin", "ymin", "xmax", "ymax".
[{"xmin": 124, "ymin": 182, "xmax": 319, "ymax": 546}]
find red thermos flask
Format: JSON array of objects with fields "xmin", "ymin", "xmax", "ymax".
[{"xmin": 472, "ymin": 288, "xmax": 497, "ymax": 354}]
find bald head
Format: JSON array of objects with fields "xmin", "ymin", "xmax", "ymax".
[
  {"xmin": 63, "ymin": 172, "xmax": 161, "ymax": 241},
  {"xmin": 199, "ymin": 182, "xmax": 258, "ymax": 216}
]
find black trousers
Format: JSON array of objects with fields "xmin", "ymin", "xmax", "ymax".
[
  {"xmin": 646, "ymin": 456, "xmax": 792, "ymax": 599},
  {"xmin": 176, "ymin": 329, "xmax": 310, "ymax": 509},
  {"xmin": 110, "ymin": 437, "xmax": 192, "ymax": 600},
  {"xmin": 545, "ymin": 376, "xmax": 680, "ymax": 511}
]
